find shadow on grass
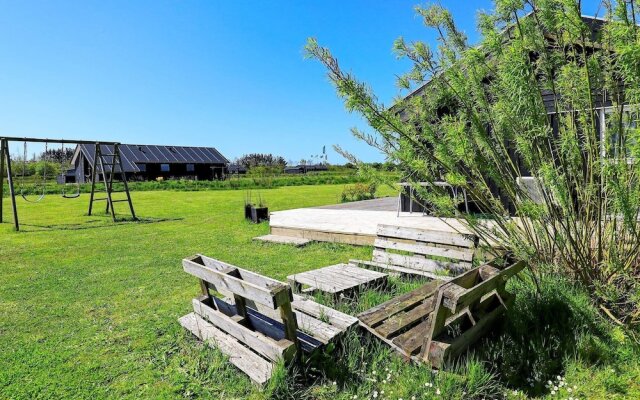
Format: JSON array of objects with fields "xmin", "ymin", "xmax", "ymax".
[
  {"xmin": 16, "ymin": 216, "xmax": 183, "ymax": 232},
  {"xmin": 470, "ymin": 272, "xmax": 611, "ymax": 396},
  {"xmin": 272, "ymin": 272, "xmax": 624, "ymax": 399}
]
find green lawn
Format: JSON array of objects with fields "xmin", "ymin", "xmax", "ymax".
[{"xmin": 1, "ymin": 184, "xmax": 639, "ymax": 399}]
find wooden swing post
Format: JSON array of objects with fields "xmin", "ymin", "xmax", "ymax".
[
  {"xmin": 0, "ymin": 138, "xmax": 19, "ymax": 230},
  {"xmin": 0, "ymin": 136, "xmax": 135, "ymax": 231}
]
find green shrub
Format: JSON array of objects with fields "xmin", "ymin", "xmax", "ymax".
[{"xmin": 340, "ymin": 182, "xmax": 377, "ymax": 202}]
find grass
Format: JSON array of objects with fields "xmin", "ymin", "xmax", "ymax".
[{"xmin": 1, "ymin": 184, "xmax": 639, "ymax": 399}]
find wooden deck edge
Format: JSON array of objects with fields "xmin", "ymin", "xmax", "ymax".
[
  {"xmin": 270, "ymin": 226, "xmax": 375, "ymax": 246},
  {"xmin": 253, "ymin": 234, "xmax": 312, "ymax": 247}
]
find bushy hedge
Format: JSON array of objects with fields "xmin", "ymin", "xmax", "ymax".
[
  {"xmin": 340, "ymin": 182, "xmax": 377, "ymax": 202},
  {"xmin": 1, "ymin": 172, "xmax": 386, "ymax": 197}
]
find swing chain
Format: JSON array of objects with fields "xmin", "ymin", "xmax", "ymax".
[{"xmin": 20, "ymin": 141, "xmax": 47, "ymax": 202}]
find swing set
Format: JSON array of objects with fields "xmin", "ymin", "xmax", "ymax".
[{"xmin": 1, "ymin": 136, "xmax": 137, "ymax": 231}]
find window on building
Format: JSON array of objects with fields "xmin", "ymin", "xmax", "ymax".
[
  {"xmin": 161, "ymin": 164, "xmax": 170, "ymax": 172},
  {"xmin": 600, "ymin": 107, "xmax": 640, "ymax": 161},
  {"xmin": 186, "ymin": 164, "xmax": 195, "ymax": 172}
]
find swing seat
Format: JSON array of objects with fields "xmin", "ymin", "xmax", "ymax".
[
  {"xmin": 20, "ymin": 186, "xmax": 46, "ymax": 203},
  {"xmin": 62, "ymin": 184, "xmax": 81, "ymax": 199}
]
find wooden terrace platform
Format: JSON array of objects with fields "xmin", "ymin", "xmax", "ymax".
[{"xmin": 268, "ymin": 197, "xmax": 479, "ymax": 247}]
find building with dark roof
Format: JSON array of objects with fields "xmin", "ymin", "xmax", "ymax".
[
  {"xmin": 69, "ymin": 143, "xmax": 229, "ymax": 183},
  {"xmin": 284, "ymin": 164, "xmax": 328, "ymax": 174}
]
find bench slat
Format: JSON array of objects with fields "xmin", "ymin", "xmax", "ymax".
[
  {"xmin": 192, "ymin": 298, "xmax": 295, "ymax": 363},
  {"xmin": 377, "ymin": 224, "xmax": 477, "ymax": 248},
  {"xmin": 179, "ymin": 312, "xmax": 274, "ymax": 385},
  {"xmin": 183, "ymin": 257, "xmax": 289, "ymax": 309},
  {"xmin": 373, "ymin": 237, "xmax": 474, "ymax": 262},
  {"xmin": 372, "ymin": 250, "xmax": 471, "ymax": 274}
]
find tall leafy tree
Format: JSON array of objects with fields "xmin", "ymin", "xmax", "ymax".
[
  {"xmin": 307, "ymin": 0, "xmax": 640, "ymax": 326},
  {"xmin": 237, "ymin": 153, "xmax": 286, "ymax": 169}
]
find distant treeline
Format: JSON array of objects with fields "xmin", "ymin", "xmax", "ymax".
[{"xmin": 2, "ymin": 170, "xmax": 399, "ymax": 197}]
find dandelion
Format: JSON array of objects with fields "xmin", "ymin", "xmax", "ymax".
[
  {"xmin": 333, "ymin": 382, "xmax": 337, "ymax": 386},
  {"xmin": 568, "ymin": 388, "xmax": 572, "ymax": 393},
  {"xmin": 436, "ymin": 388, "xmax": 441, "ymax": 395},
  {"xmin": 551, "ymin": 390, "xmax": 556, "ymax": 395},
  {"xmin": 373, "ymin": 391, "xmax": 378, "ymax": 398}
]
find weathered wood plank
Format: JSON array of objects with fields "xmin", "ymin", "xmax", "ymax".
[
  {"xmin": 377, "ymin": 224, "xmax": 477, "ymax": 248},
  {"xmin": 350, "ymin": 260, "xmax": 454, "ymax": 281},
  {"xmin": 372, "ymin": 250, "xmax": 471, "ymax": 274},
  {"xmin": 287, "ymin": 264, "xmax": 387, "ymax": 295},
  {"xmin": 179, "ymin": 312, "xmax": 274, "ymax": 385},
  {"xmin": 192, "ymin": 298, "xmax": 295, "ymax": 363},
  {"xmin": 279, "ymin": 301, "xmax": 300, "ymax": 354},
  {"xmin": 376, "ymin": 298, "xmax": 436, "ymax": 338},
  {"xmin": 373, "ymin": 237, "xmax": 474, "ymax": 262},
  {"xmin": 295, "ymin": 311, "xmax": 342, "ymax": 344},
  {"xmin": 391, "ymin": 318, "xmax": 432, "ymax": 355},
  {"xmin": 292, "ymin": 295, "xmax": 358, "ymax": 330},
  {"xmin": 442, "ymin": 260, "xmax": 526, "ymax": 312},
  {"xmin": 197, "ymin": 254, "xmax": 291, "ymax": 299},
  {"xmin": 213, "ymin": 297, "xmax": 324, "ymax": 354},
  {"xmin": 426, "ymin": 293, "xmax": 509, "ymax": 368},
  {"xmin": 183, "ymin": 257, "xmax": 288, "ymax": 309},
  {"xmin": 358, "ymin": 280, "xmax": 441, "ymax": 327}
]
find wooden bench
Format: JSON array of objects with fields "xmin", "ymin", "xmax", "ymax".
[
  {"xmin": 358, "ymin": 255, "xmax": 526, "ymax": 368},
  {"xmin": 178, "ymin": 254, "xmax": 358, "ymax": 385},
  {"xmin": 351, "ymin": 224, "xmax": 479, "ymax": 281}
]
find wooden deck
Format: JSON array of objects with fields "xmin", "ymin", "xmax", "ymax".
[{"xmin": 269, "ymin": 199, "xmax": 476, "ymax": 246}]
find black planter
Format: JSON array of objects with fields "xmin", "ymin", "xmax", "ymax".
[
  {"xmin": 244, "ymin": 204, "xmax": 253, "ymax": 220},
  {"xmin": 250, "ymin": 206, "xmax": 269, "ymax": 223}
]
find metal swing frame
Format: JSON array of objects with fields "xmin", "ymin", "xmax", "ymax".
[{"xmin": 0, "ymin": 136, "xmax": 136, "ymax": 231}]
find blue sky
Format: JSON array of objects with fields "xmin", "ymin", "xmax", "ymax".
[{"xmin": 0, "ymin": 1, "xmax": 605, "ymax": 163}]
